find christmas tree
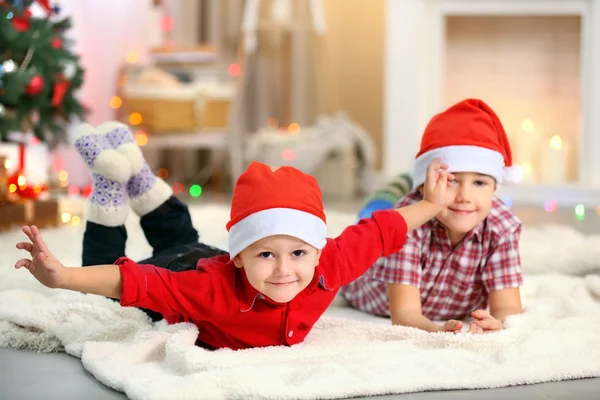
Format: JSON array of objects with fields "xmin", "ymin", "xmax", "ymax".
[{"xmin": 0, "ymin": 0, "xmax": 86, "ymax": 145}]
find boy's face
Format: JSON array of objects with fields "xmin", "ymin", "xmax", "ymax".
[
  {"xmin": 434, "ymin": 172, "xmax": 496, "ymax": 245},
  {"xmin": 233, "ymin": 235, "xmax": 322, "ymax": 303}
]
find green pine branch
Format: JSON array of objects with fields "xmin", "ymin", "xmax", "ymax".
[{"xmin": 0, "ymin": 0, "xmax": 87, "ymax": 146}]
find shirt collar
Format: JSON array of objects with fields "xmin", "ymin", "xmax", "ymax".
[
  {"xmin": 431, "ymin": 218, "xmax": 483, "ymax": 244},
  {"xmin": 237, "ymin": 267, "xmax": 263, "ymax": 312}
]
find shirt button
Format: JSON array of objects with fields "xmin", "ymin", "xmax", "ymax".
[
  {"xmin": 432, "ymin": 290, "xmax": 439, "ymax": 296},
  {"xmin": 288, "ymin": 330, "xmax": 294, "ymax": 338}
]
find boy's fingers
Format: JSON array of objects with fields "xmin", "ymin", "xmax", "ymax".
[
  {"xmin": 31, "ymin": 225, "xmax": 50, "ymax": 256},
  {"xmin": 472, "ymin": 310, "xmax": 492, "ymax": 320},
  {"xmin": 16, "ymin": 242, "xmax": 34, "ymax": 252},
  {"xmin": 22, "ymin": 226, "xmax": 34, "ymax": 242},
  {"xmin": 469, "ymin": 323, "xmax": 483, "ymax": 334},
  {"xmin": 473, "ymin": 320, "xmax": 501, "ymax": 330},
  {"xmin": 14, "ymin": 258, "xmax": 32, "ymax": 269},
  {"xmin": 444, "ymin": 320, "xmax": 462, "ymax": 331}
]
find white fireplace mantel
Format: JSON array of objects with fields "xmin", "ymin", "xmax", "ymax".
[{"xmin": 384, "ymin": 0, "xmax": 600, "ymax": 207}]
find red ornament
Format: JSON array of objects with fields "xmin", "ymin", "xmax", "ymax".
[
  {"xmin": 51, "ymin": 79, "xmax": 69, "ymax": 106},
  {"xmin": 26, "ymin": 75, "xmax": 45, "ymax": 96},
  {"xmin": 11, "ymin": 9, "xmax": 32, "ymax": 32},
  {"xmin": 81, "ymin": 185, "xmax": 93, "ymax": 199},
  {"xmin": 51, "ymin": 37, "xmax": 62, "ymax": 49}
]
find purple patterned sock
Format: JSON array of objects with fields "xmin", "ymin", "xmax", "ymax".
[
  {"xmin": 73, "ymin": 123, "xmax": 131, "ymax": 183},
  {"xmin": 87, "ymin": 173, "xmax": 129, "ymax": 227},
  {"xmin": 99, "ymin": 121, "xmax": 145, "ymax": 176},
  {"xmin": 94, "ymin": 121, "xmax": 172, "ymax": 216},
  {"xmin": 126, "ymin": 164, "xmax": 173, "ymax": 216},
  {"xmin": 72, "ymin": 123, "xmax": 132, "ymax": 226}
]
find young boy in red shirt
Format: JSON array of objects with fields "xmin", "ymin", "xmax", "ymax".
[
  {"xmin": 14, "ymin": 122, "xmax": 452, "ymax": 350},
  {"xmin": 342, "ymin": 99, "xmax": 524, "ymax": 334}
]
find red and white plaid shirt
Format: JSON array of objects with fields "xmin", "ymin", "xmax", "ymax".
[{"xmin": 341, "ymin": 189, "xmax": 523, "ymax": 321}]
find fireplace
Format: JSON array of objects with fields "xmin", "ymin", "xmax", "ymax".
[{"xmin": 384, "ymin": 0, "xmax": 600, "ymax": 207}]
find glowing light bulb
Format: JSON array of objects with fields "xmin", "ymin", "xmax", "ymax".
[
  {"xmin": 157, "ymin": 168, "xmax": 169, "ymax": 180},
  {"xmin": 282, "ymin": 149, "xmax": 295, "ymax": 161},
  {"xmin": 228, "ymin": 63, "xmax": 241, "ymax": 77},
  {"xmin": 172, "ymin": 182, "xmax": 184, "ymax": 195},
  {"xmin": 549, "ymin": 135, "xmax": 562, "ymax": 150},
  {"xmin": 543, "ymin": 200, "xmax": 558, "ymax": 213},
  {"xmin": 135, "ymin": 132, "xmax": 148, "ymax": 146},
  {"xmin": 126, "ymin": 51, "xmax": 139, "ymax": 64},
  {"xmin": 521, "ymin": 119, "xmax": 534, "ymax": 132},
  {"xmin": 61, "ymin": 213, "xmax": 72, "ymax": 223},
  {"xmin": 109, "ymin": 96, "xmax": 122, "ymax": 109},
  {"xmin": 288, "ymin": 123, "xmax": 300, "ymax": 135},
  {"xmin": 189, "ymin": 184, "xmax": 202, "ymax": 197},
  {"xmin": 130, "ymin": 112, "xmax": 143, "ymax": 126},
  {"xmin": 575, "ymin": 204, "xmax": 585, "ymax": 220}
]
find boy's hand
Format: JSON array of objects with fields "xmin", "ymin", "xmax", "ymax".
[
  {"xmin": 439, "ymin": 319, "xmax": 463, "ymax": 333},
  {"xmin": 15, "ymin": 225, "xmax": 68, "ymax": 289},
  {"xmin": 423, "ymin": 158, "xmax": 454, "ymax": 211},
  {"xmin": 468, "ymin": 310, "xmax": 503, "ymax": 334}
]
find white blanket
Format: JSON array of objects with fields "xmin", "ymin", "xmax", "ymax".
[{"xmin": 1, "ymin": 204, "xmax": 600, "ymax": 399}]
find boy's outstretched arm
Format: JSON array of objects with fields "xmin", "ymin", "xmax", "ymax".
[
  {"xmin": 323, "ymin": 159, "xmax": 454, "ymax": 287},
  {"xmin": 15, "ymin": 225, "xmax": 123, "ymax": 298}
]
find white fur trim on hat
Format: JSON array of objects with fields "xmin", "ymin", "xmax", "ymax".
[
  {"xmin": 503, "ymin": 164, "xmax": 523, "ymax": 184},
  {"xmin": 413, "ymin": 145, "xmax": 509, "ymax": 188},
  {"xmin": 227, "ymin": 208, "xmax": 327, "ymax": 258}
]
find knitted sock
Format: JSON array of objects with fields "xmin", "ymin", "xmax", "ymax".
[
  {"xmin": 73, "ymin": 123, "xmax": 131, "ymax": 226},
  {"xmin": 87, "ymin": 173, "xmax": 129, "ymax": 226},
  {"xmin": 99, "ymin": 121, "xmax": 173, "ymax": 216},
  {"xmin": 365, "ymin": 173, "xmax": 413, "ymax": 206},
  {"xmin": 73, "ymin": 123, "xmax": 131, "ymax": 183}
]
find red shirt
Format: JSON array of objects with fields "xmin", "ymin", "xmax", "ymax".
[
  {"xmin": 118, "ymin": 210, "xmax": 408, "ymax": 350},
  {"xmin": 342, "ymin": 189, "xmax": 523, "ymax": 321}
]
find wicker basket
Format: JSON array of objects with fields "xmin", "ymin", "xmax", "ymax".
[
  {"xmin": 198, "ymin": 84, "xmax": 234, "ymax": 129},
  {"xmin": 123, "ymin": 85, "xmax": 200, "ymax": 133}
]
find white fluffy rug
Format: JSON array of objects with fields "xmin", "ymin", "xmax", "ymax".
[{"xmin": 1, "ymin": 204, "xmax": 600, "ymax": 400}]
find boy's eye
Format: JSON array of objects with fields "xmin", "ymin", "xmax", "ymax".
[
  {"xmin": 258, "ymin": 252, "xmax": 274, "ymax": 259},
  {"xmin": 292, "ymin": 250, "xmax": 306, "ymax": 257},
  {"xmin": 474, "ymin": 180, "xmax": 489, "ymax": 186}
]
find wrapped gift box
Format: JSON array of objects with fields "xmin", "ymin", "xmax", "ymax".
[{"xmin": 0, "ymin": 199, "xmax": 60, "ymax": 232}]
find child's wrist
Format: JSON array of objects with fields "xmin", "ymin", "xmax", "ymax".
[
  {"xmin": 57, "ymin": 265, "xmax": 72, "ymax": 290},
  {"xmin": 421, "ymin": 199, "xmax": 442, "ymax": 215}
]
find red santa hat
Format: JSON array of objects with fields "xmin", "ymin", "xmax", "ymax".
[
  {"xmin": 412, "ymin": 98, "xmax": 522, "ymax": 189},
  {"xmin": 226, "ymin": 162, "xmax": 327, "ymax": 258}
]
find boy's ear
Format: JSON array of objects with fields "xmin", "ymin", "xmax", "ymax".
[
  {"xmin": 315, "ymin": 248, "xmax": 323, "ymax": 266},
  {"xmin": 233, "ymin": 255, "xmax": 243, "ymax": 269}
]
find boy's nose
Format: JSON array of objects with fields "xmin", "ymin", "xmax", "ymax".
[
  {"xmin": 274, "ymin": 259, "xmax": 291, "ymax": 275},
  {"xmin": 455, "ymin": 185, "xmax": 471, "ymax": 202}
]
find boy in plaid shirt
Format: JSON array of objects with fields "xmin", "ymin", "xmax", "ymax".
[{"xmin": 342, "ymin": 99, "xmax": 524, "ymax": 334}]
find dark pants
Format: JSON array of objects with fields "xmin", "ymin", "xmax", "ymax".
[{"xmin": 82, "ymin": 196, "xmax": 228, "ymax": 321}]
